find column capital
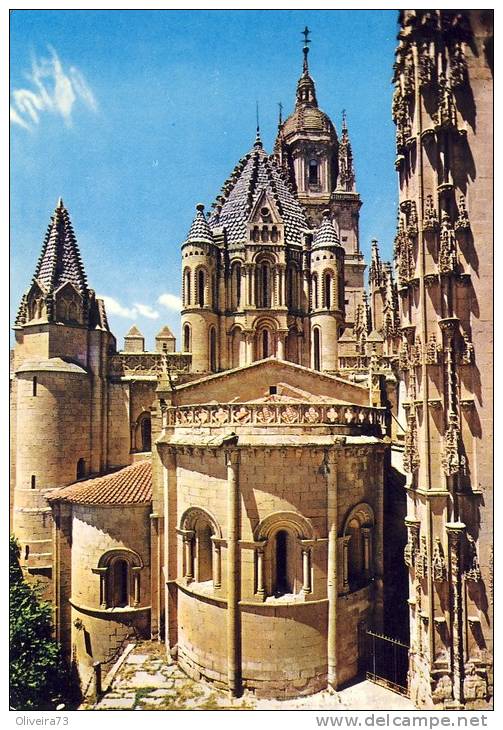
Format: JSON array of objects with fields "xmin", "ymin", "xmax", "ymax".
[{"xmin": 225, "ymin": 449, "xmax": 240, "ymax": 467}]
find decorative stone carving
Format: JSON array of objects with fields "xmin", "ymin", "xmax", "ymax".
[
  {"xmin": 459, "ymin": 333, "xmax": 475, "ymax": 365},
  {"xmin": 433, "ymin": 674, "xmax": 453, "ymax": 702},
  {"xmin": 403, "ymin": 410, "xmax": 420, "ymax": 473},
  {"xmin": 465, "ymin": 534, "xmax": 481, "ymax": 582},
  {"xmin": 441, "ymin": 412, "xmax": 465, "ymax": 477},
  {"xmin": 454, "ymin": 195, "xmax": 470, "ymax": 231},
  {"xmin": 212, "ymin": 407, "xmax": 229, "ymax": 424},
  {"xmin": 432, "ymin": 538, "xmax": 447, "ymax": 582},
  {"xmin": 463, "ymin": 664, "xmax": 487, "ymax": 701},
  {"xmin": 407, "ymin": 201, "xmax": 419, "ymax": 237},
  {"xmin": 409, "ymin": 336, "xmax": 422, "ymax": 367},
  {"xmin": 439, "ymin": 211, "xmax": 458, "ymax": 275},
  {"xmin": 398, "ymin": 340, "xmax": 409, "ymax": 371},
  {"xmin": 423, "ymin": 194, "xmax": 439, "ymax": 231},
  {"xmin": 256, "ymin": 405, "xmax": 275, "ymax": 424},
  {"xmin": 415, "ymin": 535, "xmax": 428, "ymax": 579},
  {"xmin": 435, "ymin": 73, "xmax": 457, "ymax": 129},
  {"xmin": 280, "ymin": 405, "xmax": 299, "ymax": 424},
  {"xmin": 233, "ymin": 406, "xmax": 250, "ymax": 423},
  {"xmin": 449, "ymin": 41, "xmax": 468, "ymax": 88},
  {"xmin": 404, "ymin": 519, "xmax": 420, "ymax": 569},
  {"xmin": 425, "ymin": 334, "xmax": 441, "ymax": 365},
  {"xmin": 418, "ymin": 42, "xmax": 435, "ymax": 86}
]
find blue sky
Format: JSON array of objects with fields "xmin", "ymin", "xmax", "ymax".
[{"xmin": 10, "ymin": 9, "xmax": 399, "ymax": 348}]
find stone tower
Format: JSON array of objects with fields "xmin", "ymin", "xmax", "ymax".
[
  {"xmin": 274, "ymin": 30, "xmax": 365, "ymax": 352},
  {"xmin": 393, "ymin": 11, "xmax": 493, "ymax": 709},
  {"xmin": 180, "ymin": 125, "xmax": 346, "ymax": 375},
  {"xmin": 11, "ymin": 199, "xmax": 113, "ymax": 588}
]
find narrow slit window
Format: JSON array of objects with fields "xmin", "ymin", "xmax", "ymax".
[{"xmin": 32, "ymin": 377, "xmax": 37, "ymax": 397}]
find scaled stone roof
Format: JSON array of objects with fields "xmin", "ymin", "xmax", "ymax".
[
  {"xmin": 33, "ymin": 198, "xmax": 88, "ymax": 295},
  {"xmin": 208, "ymin": 137, "xmax": 308, "ymax": 247},
  {"xmin": 47, "ymin": 460, "xmax": 152, "ymax": 506},
  {"xmin": 313, "ymin": 211, "xmax": 342, "ymax": 249}
]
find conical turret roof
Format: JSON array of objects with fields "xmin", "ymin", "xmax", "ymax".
[
  {"xmin": 185, "ymin": 203, "xmax": 213, "ymax": 244},
  {"xmin": 208, "ymin": 137, "xmax": 308, "ymax": 246},
  {"xmin": 32, "ymin": 198, "xmax": 88, "ymax": 294},
  {"xmin": 313, "ymin": 210, "xmax": 342, "ymax": 249}
]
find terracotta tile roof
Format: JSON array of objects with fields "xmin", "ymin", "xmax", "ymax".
[{"xmin": 47, "ymin": 461, "xmax": 152, "ymax": 506}]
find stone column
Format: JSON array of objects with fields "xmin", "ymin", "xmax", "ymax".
[
  {"xmin": 302, "ymin": 548, "xmax": 311, "ymax": 594},
  {"xmin": 132, "ymin": 566, "xmax": 141, "ymax": 606},
  {"xmin": 326, "ymin": 447, "xmax": 339, "ymax": 688},
  {"xmin": 212, "ymin": 538, "xmax": 222, "ymax": 589},
  {"xmin": 447, "ymin": 522, "xmax": 466, "ymax": 707},
  {"xmin": 362, "ymin": 527, "xmax": 372, "ymax": 574},
  {"xmin": 256, "ymin": 547, "xmax": 265, "ymax": 600},
  {"xmin": 277, "ymin": 330, "xmax": 287, "ymax": 361},
  {"xmin": 249, "ymin": 265, "xmax": 256, "ymax": 307},
  {"xmin": 341, "ymin": 535, "xmax": 351, "ymax": 593},
  {"xmin": 162, "ymin": 448, "xmax": 178, "ymax": 653},
  {"xmin": 183, "ymin": 533, "xmax": 194, "ymax": 582},
  {"xmin": 149, "ymin": 513, "xmax": 161, "ymax": 638},
  {"xmin": 226, "ymin": 450, "xmax": 241, "ymax": 696}
]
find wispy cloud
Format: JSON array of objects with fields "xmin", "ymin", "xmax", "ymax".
[
  {"xmin": 158, "ymin": 293, "xmax": 182, "ymax": 311},
  {"xmin": 134, "ymin": 303, "xmax": 159, "ymax": 320},
  {"xmin": 99, "ymin": 295, "xmax": 159, "ymax": 321},
  {"xmin": 11, "ymin": 45, "xmax": 97, "ymax": 130}
]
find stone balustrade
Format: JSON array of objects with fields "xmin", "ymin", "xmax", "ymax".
[
  {"xmin": 109, "ymin": 352, "xmax": 192, "ymax": 378},
  {"xmin": 167, "ymin": 401, "xmax": 387, "ymax": 431}
]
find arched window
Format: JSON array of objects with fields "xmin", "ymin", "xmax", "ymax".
[
  {"xmin": 271, "ymin": 226, "xmax": 278, "ymax": 243},
  {"xmin": 95, "ymin": 549, "xmax": 143, "ymax": 609},
  {"xmin": 262, "ymin": 329, "xmax": 270, "ymax": 359},
  {"xmin": 231, "ymin": 263, "xmax": 241, "ymax": 310},
  {"xmin": 259, "ymin": 262, "xmax": 271, "ymax": 307},
  {"xmin": 76, "ymin": 458, "xmax": 86, "ymax": 480},
  {"xmin": 197, "ymin": 269, "xmax": 205, "ymax": 306},
  {"xmin": 212, "ymin": 273, "xmax": 217, "ymax": 308},
  {"xmin": 180, "ymin": 508, "xmax": 222, "ymax": 590},
  {"xmin": 140, "ymin": 416, "xmax": 151, "ymax": 452},
  {"xmin": 184, "ymin": 269, "xmax": 191, "ymax": 307},
  {"xmin": 209, "ymin": 326, "xmax": 217, "ymax": 372},
  {"xmin": 342, "ymin": 503, "xmax": 375, "ymax": 593},
  {"xmin": 112, "ymin": 559, "xmax": 129, "ymax": 607},
  {"xmin": 230, "ymin": 328, "xmax": 242, "ymax": 368},
  {"xmin": 275, "ymin": 530, "xmax": 293, "ymax": 595},
  {"xmin": 313, "ymin": 327, "xmax": 321, "ymax": 371},
  {"xmin": 254, "ymin": 511, "xmax": 315, "ymax": 599},
  {"xmin": 309, "ymin": 159, "xmax": 319, "ymax": 186},
  {"xmin": 183, "ymin": 323, "xmax": 191, "ymax": 352},
  {"xmin": 324, "ymin": 273, "xmax": 332, "ymax": 309}
]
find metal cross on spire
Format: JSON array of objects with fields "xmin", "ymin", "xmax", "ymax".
[{"xmin": 302, "ymin": 26, "xmax": 311, "ymax": 73}]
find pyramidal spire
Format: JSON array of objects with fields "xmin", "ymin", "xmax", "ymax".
[
  {"xmin": 33, "ymin": 198, "xmax": 88, "ymax": 294},
  {"xmin": 337, "ymin": 110, "xmax": 356, "ymax": 192}
]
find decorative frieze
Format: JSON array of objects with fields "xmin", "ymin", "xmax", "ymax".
[
  {"xmin": 404, "ymin": 518, "xmax": 420, "ymax": 568},
  {"xmin": 459, "ymin": 333, "xmax": 475, "ymax": 365},
  {"xmin": 168, "ymin": 402, "xmax": 387, "ymax": 430},
  {"xmin": 109, "ymin": 352, "xmax": 192, "ymax": 378}
]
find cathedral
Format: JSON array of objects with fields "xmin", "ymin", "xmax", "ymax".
[{"xmin": 10, "ymin": 11, "xmax": 493, "ymax": 710}]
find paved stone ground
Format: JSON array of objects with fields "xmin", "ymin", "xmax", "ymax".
[{"xmin": 82, "ymin": 641, "xmax": 414, "ymax": 711}]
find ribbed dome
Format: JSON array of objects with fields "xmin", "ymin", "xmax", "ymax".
[
  {"xmin": 282, "ymin": 104, "xmax": 336, "ymax": 136},
  {"xmin": 208, "ymin": 139, "xmax": 308, "ymax": 247}
]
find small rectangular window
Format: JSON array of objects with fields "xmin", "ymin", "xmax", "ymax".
[
  {"xmin": 342, "ymin": 236, "xmax": 348, "ymax": 242},
  {"xmin": 269, "ymin": 385, "xmax": 277, "ymax": 395},
  {"xmin": 344, "ymin": 299, "xmax": 349, "ymax": 305},
  {"xmin": 31, "ymin": 475, "xmax": 36, "ymax": 489},
  {"xmin": 32, "ymin": 377, "xmax": 37, "ymax": 396}
]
